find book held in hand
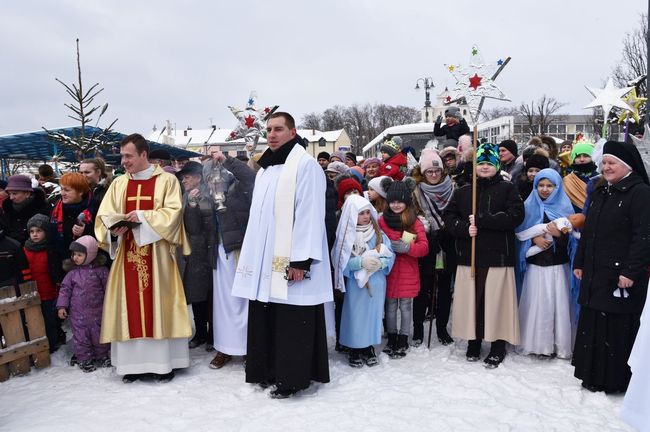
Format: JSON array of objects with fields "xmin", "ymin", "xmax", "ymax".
[{"xmin": 101, "ymin": 214, "xmax": 141, "ymax": 231}]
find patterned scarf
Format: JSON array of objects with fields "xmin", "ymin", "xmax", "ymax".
[
  {"xmin": 415, "ymin": 176, "xmax": 454, "ymax": 231},
  {"xmin": 50, "ymin": 192, "xmax": 93, "ymax": 234}
]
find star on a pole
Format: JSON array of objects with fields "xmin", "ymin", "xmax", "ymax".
[
  {"xmin": 226, "ymin": 91, "xmax": 279, "ymax": 154},
  {"xmin": 445, "ymin": 45, "xmax": 510, "ymax": 123},
  {"xmin": 584, "ymin": 77, "xmax": 634, "ymax": 123},
  {"xmin": 617, "ymin": 88, "xmax": 647, "ymax": 124}
]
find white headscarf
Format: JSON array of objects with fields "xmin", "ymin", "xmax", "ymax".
[{"xmin": 331, "ymin": 195, "xmax": 378, "ymax": 292}]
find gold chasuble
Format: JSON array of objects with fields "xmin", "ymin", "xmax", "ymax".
[{"xmin": 96, "ymin": 165, "xmax": 191, "ymax": 343}]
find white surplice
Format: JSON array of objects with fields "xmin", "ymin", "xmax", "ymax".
[
  {"xmin": 620, "ymin": 280, "xmax": 650, "ymax": 431},
  {"xmin": 213, "ymin": 243, "xmax": 248, "ymax": 355},
  {"xmin": 231, "ymin": 146, "xmax": 333, "ymax": 306},
  {"xmin": 107, "ymin": 165, "xmax": 190, "ymax": 375}
]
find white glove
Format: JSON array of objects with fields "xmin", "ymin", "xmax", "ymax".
[{"xmin": 361, "ymin": 256, "xmax": 382, "ymax": 272}]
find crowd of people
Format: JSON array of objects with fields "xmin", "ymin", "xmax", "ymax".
[{"xmin": 0, "ymin": 110, "xmax": 648, "ymax": 425}]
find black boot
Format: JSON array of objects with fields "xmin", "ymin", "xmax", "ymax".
[
  {"xmin": 437, "ymin": 329, "xmax": 454, "ymax": 346},
  {"xmin": 383, "ymin": 333, "xmax": 398, "ymax": 357},
  {"xmin": 484, "ymin": 340, "xmax": 506, "ymax": 369},
  {"xmin": 466, "ymin": 339, "xmax": 482, "ymax": 361},
  {"xmin": 348, "ymin": 349, "xmax": 364, "ymax": 368},
  {"xmin": 412, "ymin": 324, "xmax": 424, "ymax": 347},
  {"xmin": 361, "ymin": 346, "xmax": 379, "ymax": 367},
  {"xmin": 394, "ymin": 334, "xmax": 409, "ymax": 358}
]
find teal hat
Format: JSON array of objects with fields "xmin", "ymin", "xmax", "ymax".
[{"xmin": 476, "ymin": 142, "xmax": 501, "ymax": 171}]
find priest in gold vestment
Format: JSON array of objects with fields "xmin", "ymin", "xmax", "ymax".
[{"xmin": 96, "ymin": 133, "xmax": 191, "ymax": 383}]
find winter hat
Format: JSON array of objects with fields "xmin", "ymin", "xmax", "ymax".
[
  {"xmin": 176, "ymin": 161, "xmax": 203, "ymax": 179},
  {"xmin": 317, "ymin": 151, "xmax": 331, "ymax": 161},
  {"xmin": 525, "ymin": 154, "xmax": 550, "ymax": 171},
  {"xmin": 457, "ymin": 134, "xmax": 472, "ymax": 153},
  {"xmin": 330, "ymin": 151, "xmax": 347, "ymax": 163},
  {"xmin": 498, "ymin": 139, "xmax": 518, "ymax": 158},
  {"xmin": 349, "ymin": 166, "xmax": 365, "ymax": 182},
  {"xmin": 5, "ymin": 175, "xmax": 33, "ymax": 192},
  {"xmin": 419, "ymin": 148, "xmax": 444, "ymax": 172},
  {"xmin": 380, "ymin": 139, "xmax": 401, "ymax": 158},
  {"xmin": 367, "ymin": 176, "xmax": 390, "ymax": 198},
  {"xmin": 570, "ymin": 141, "xmax": 594, "ymax": 163},
  {"xmin": 476, "ymin": 142, "xmax": 501, "ymax": 171},
  {"xmin": 336, "ymin": 177, "xmax": 363, "ymax": 209},
  {"xmin": 444, "ymin": 107, "xmax": 462, "ymax": 120},
  {"xmin": 345, "ymin": 152, "xmax": 357, "ymax": 165},
  {"xmin": 69, "ymin": 235, "xmax": 98, "ymax": 265},
  {"xmin": 386, "ymin": 180, "xmax": 413, "ymax": 206},
  {"xmin": 603, "ymin": 140, "xmax": 650, "ymax": 184},
  {"xmin": 362, "ymin": 157, "xmax": 382, "ymax": 169},
  {"xmin": 325, "ymin": 161, "xmax": 350, "ymax": 176},
  {"xmin": 27, "ymin": 214, "xmax": 50, "ymax": 233},
  {"xmin": 440, "ymin": 146, "xmax": 460, "ymax": 162}
]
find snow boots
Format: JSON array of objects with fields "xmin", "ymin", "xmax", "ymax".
[
  {"xmin": 348, "ymin": 349, "xmax": 364, "ymax": 368},
  {"xmin": 466, "ymin": 339, "xmax": 482, "ymax": 362},
  {"xmin": 361, "ymin": 346, "xmax": 379, "ymax": 367},
  {"xmin": 484, "ymin": 340, "xmax": 507, "ymax": 369}
]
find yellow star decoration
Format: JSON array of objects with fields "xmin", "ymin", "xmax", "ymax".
[
  {"xmin": 448, "ymin": 65, "xmax": 455, "ymax": 72},
  {"xmin": 618, "ymin": 88, "xmax": 647, "ymax": 124}
]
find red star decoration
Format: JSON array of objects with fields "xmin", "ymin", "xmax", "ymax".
[
  {"xmin": 244, "ymin": 115, "xmax": 255, "ymax": 128},
  {"xmin": 469, "ymin": 74, "xmax": 482, "ymax": 90},
  {"xmin": 445, "ymin": 96, "xmax": 452, "ymax": 103},
  {"xmin": 230, "ymin": 131, "xmax": 237, "ymax": 138},
  {"xmin": 263, "ymin": 107, "xmax": 271, "ymax": 113}
]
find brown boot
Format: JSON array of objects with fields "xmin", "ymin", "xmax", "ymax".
[{"xmin": 209, "ymin": 352, "xmax": 232, "ymax": 369}]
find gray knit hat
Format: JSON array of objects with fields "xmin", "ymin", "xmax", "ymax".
[{"xmin": 27, "ymin": 214, "xmax": 50, "ymax": 233}]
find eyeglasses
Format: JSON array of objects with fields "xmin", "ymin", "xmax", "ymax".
[{"xmin": 424, "ymin": 169, "xmax": 442, "ymax": 176}]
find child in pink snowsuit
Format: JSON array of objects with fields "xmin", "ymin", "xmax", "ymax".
[{"xmin": 57, "ymin": 235, "xmax": 110, "ymax": 372}]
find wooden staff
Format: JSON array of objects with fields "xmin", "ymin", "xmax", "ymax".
[{"xmin": 471, "ymin": 124, "xmax": 478, "ymax": 278}]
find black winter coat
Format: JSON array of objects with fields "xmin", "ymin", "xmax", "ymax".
[
  {"xmin": 434, "ymin": 119, "xmax": 470, "ymax": 142},
  {"xmin": 574, "ymin": 173, "xmax": 650, "ymax": 314},
  {"xmin": 325, "ymin": 177, "xmax": 337, "ymax": 251},
  {"xmin": 180, "ymin": 187, "xmax": 216, "ymax": 304},
  {"xmin": 218, "ymin": 156, "xmax": 255, "ymax": 252},
  {"xmin": 0, "ymin": 188, "xmax": 51, "ymax": 245},
  {"xmin": 443, "ymin": 175, "xmax": 524, "ymax": 268}
]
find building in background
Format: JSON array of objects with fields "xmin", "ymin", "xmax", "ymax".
[
  {"xmin": 148, "ymin": 121, "xmax": 351, "ymax": 158},
  {"xmin": 476, "ymin": 114, "xmax": 623, "ymax": 145}
]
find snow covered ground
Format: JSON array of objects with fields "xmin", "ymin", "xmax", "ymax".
[{"xmin": 1, "ymin": 338, "xmax": 632, "ymax": 432}]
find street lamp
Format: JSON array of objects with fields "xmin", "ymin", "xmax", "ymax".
[{"xmin": 415, "ymin": 77, "xmax": 435, "ymax": 123}]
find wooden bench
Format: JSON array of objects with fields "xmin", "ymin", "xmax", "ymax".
[{"xmin": 0, "ymin": 281, "xmax": 50, "ymax": 382}]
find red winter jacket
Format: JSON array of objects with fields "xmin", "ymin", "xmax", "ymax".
[
  {"xmin": 379, "ymin": 216, "xmax": 429, "ymax": 298},
  {"xmin": 23, "ymin": 248, "xmax": 58, "ymax": 301},
  {"xmin": 379, "ymin": 153, "xmax": 407, "ymax": 180}
]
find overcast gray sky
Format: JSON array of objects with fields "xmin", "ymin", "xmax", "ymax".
[{"xmin": 1, "ymin": 0, "xmax": 646, "ymax": 137}]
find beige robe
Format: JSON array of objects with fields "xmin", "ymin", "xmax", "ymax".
[
  {"xmin": 96, "ymin": 165, "xmax": 192, "ymax": 343},
  {"xmin": 451, "ymin": 265, "xmax": 520, "ymax": 345}
]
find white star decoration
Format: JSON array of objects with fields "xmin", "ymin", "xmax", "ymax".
[
  {"xmin": 584, "ymin": 77, "xmax": 634, "ymax": 123},
  {"xmin": 446, "ymin": 45, "xmax": 510, "ymax": 123},
  {"xmin": 226, "ymin": 90, "xmax": 279, "ymax": 154}
]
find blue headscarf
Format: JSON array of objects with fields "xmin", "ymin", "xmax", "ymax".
[{"xmin": 515, "ymin": 168, "xmax": 575, "ymax": 296}]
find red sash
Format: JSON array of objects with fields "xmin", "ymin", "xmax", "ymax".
[{"xmin": 123, "ymin": 178, "xmax": 156, "ymax": 339}]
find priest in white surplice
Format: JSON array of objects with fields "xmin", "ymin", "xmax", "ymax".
[
  {"xmin": 96, "ymin": 133, "xmax": 192, "ymax": 383},
  {"xmin": 232, "ymin": 112, "xmax": 333, "ymax": 399}
]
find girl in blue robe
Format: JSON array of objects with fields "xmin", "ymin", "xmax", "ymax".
[{"xmin": 331, "ymin": 195, "xmax": 394, "ymax": 367}]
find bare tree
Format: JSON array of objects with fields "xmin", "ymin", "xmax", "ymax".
[
  {"xmin": 299, "ymin": 112, "xmax": 322, "ymax": 130},
  {"xmin": 612, "ymin": 13, "xmax": 647, "ymax": 97},
  {"xmin": 517, "ymin": 95, "xmax": 567, "ymax": 137},
  {"xmin": 480, "ymin": 106, "xmax": 518, "ymax": 122},
  {"xmin": 321, "ymin": 105, "xmax": 348, "ymax": 131}
]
